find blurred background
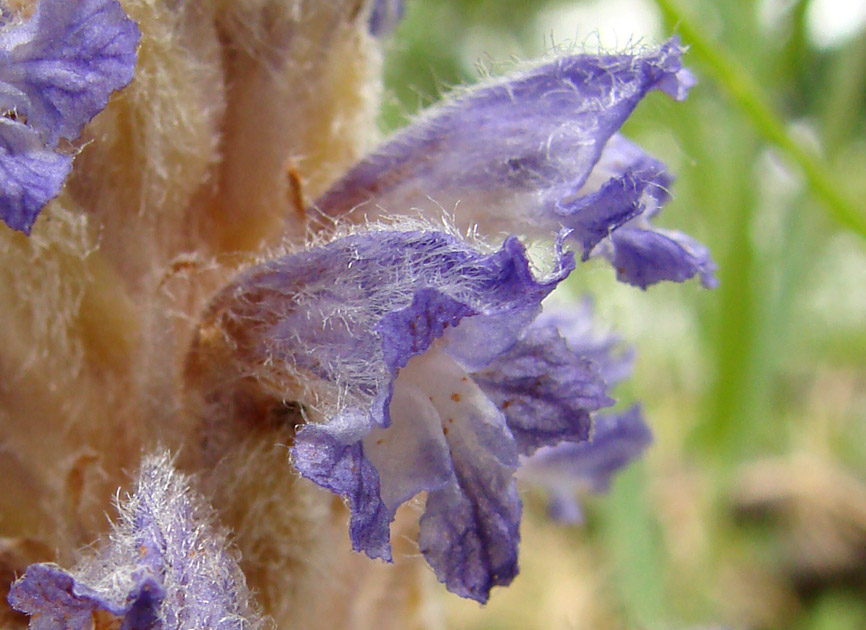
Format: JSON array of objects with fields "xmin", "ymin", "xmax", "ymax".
[{"xmin": 378, "ymin": 1, "xmax": 866, "ymax": 628}]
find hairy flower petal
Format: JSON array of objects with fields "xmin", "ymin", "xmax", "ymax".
[
  {"xmin": 204, "ymin": 229, "xmax": 573, "ymax": 432},
  {"xmin": 193, "ymin": 228, "xmax": 573, "ymax": 601},
  {"xmin": 314, "ymin": 40, "xmax": 693, "ymax": 259},
  {"xmin": 7, "ymin": 563, "xmax": 163, "ymax": 630},
  {"xmin": 8, "ymin": 452, "xmax": 264, "ymax": 629}
]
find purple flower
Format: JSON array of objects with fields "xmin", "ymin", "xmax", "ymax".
[
  {"xmin": 8, "ymin": 452, "xmax": 264, "ymax": 629},
  {"xmin": 520, "ymin": 406, "xmax": 653, "ymax": 523},
  {"xmin": 312, "ymin": 39, "xmax": 715, "ymax": 289},
  {"xmin": 368, "ymin": 0, "xmax": 405, "ymax": 37},
  {"xmin": 492, "ymin": 298, "xmax": 652, "ymax": 523},
  {"xmin": 179, "ymin": 39, "xmax": 716, "ymax": 605},
  {"xmin": 190, "ymin": 226, "xmax": 626, "ymax": 602},
  {"xmin": 0, "ymin": 0, "xmax": 139, "ymax": 234}
]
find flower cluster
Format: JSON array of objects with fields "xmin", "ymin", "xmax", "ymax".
[
  {"xmin": 3, "ymin": 0, "xmax": 715, "ymax": 626},
  {"xmin": 183, "ymin": 34, "xmax": 713, "ymax": 604}
]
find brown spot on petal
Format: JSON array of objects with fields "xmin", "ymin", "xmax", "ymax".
[
  {"xmin": 92, "ymin": 610, "xmax": 123, "ymax": 630},
  {"xmin": 450, "ymin": 393, "xmax": 461, "ymax": 402}
]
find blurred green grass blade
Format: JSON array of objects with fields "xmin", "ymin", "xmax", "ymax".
[
  {"xmin": 655, "ymin": 0, "xmax": 866, "ymax": 242},
  {"xmin": 599, "ymin": 463, "xmax": 668, "ymax": 626},
  {"xmin": 691, "ymin": 136, "xmax": 763, "ymax": 456},
  {"xmin": 801, "ymin": 591, "xmax": 866, "ymax": 630},
  {"xmin": 822, "ymin": 34, "xmax": 866, "ymax": 156}
]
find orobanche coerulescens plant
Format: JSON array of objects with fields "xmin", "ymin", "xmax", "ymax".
[{"xmin": 0, "ymin": 0, "xmax": 715, "ymax": 628}]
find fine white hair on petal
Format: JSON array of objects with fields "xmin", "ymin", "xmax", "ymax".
[{"xmin": 8, "ymin": 450, "xmax": 270, "ymax": 629}]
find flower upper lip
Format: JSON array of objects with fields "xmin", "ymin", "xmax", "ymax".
[{"xmin": 309, "ymin": 38, "xmax": 715, "ymax": 290}]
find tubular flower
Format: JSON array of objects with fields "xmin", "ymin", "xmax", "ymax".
[
  {"xmin": 186, "ymin": 227, "xmax": 624, "ymax": 602},
  {"xmin": 313, "ymin": 38, "xmax": 714, "ymax": 289},
  {"xmin": 8, "ymin": 452, "xmax": 265, "ymax": 630},
  {"xmin": 0, "ymin": 0, "xmax": 139, "ymax": 233}
]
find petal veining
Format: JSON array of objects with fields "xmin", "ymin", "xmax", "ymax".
[{"xmin": 0, "ymin": 0, "xmax": 140, "ymax": 145}]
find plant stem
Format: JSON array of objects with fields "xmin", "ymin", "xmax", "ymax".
[{"xmin": 655, "ymin": 0, "xmax": 866, "ymax": 241}]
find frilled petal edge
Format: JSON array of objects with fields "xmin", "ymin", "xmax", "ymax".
[
  {"xmin": 7, "ymin": 451, "xmax": 265, "ymax": 629},
  {"xmin": 0, "ymin": 117, "xmax": 71, "ymax": 233},
  {"xmin": 521, "ymin": 406, "xmax": 652, "ymax": 522}
]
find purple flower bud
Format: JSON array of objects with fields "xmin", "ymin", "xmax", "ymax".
[{"xmin": 8, "ymin": 452, "xmax": 265, "ymax": 629}]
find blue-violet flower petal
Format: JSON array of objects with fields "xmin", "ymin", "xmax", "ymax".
[
  {"xmin": 0, "ymin": 116, "xmax": 72, "ymax": 232},
  {"xmin": 471, "ymin": 321, "xmax": 614, "ymax": 456},
  {"xmin": 520, "ymin": 406, "xmax": 653, "ymax": 523},
  {"xmin": 313, "ymin": 40, "xmax": 701, "ymax": 275},
  {"xmin": 8, "ymin": 452, "xmax": 264, "ymax": 630},
  {"xmin": 0, "ymin": 0, "xmax": 139, "ymax": 233},
  {"xmin": 604, "ymin": 224, "xmax": 719, "ymax": 289}
]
